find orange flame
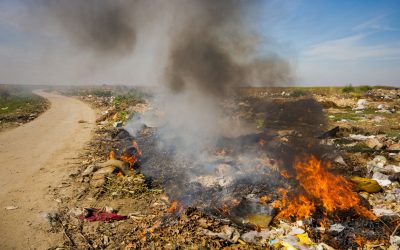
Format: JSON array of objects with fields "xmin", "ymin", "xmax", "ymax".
[
  {"xmin": 280, "ymin": 170, "xmax": 290, "ymax": 179},
  {"xmin": 258, "ymin": 138, "xmax": 266, "ymax": 146},
  {"xmin": 167, "ymin": 201, "xmax": 178, "ymax": 213},
  {"xmin": 140, "ymin": 220, "xmax": 161, "ymax": 238},
  {"xmin": 109, "ymin": 150, "xmax": 115, "ymax": 160},
  {"xmin": 119, "ymin": 140, "xmax": 142, "ymax": 168},
  {"xmin": 259, "ymin": 195, "xmax": 270, "ymax": 204},
  {"xmin": 120, "ymin": 154, "xmax": 139, "ymax": 167},
  {"xmin": 354, "ymin": 235, "xmax": 384, "ymax": 247},
  {"xmin": 275, "ymin": 155, "xmax": 376, "ymax": 220}
]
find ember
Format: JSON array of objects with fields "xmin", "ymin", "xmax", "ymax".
[
  {"xmin": 167, "ymin": 201, "xmax": 178, "ymax": 214},
  {"xmin": 109, "ymin": 150, "xmax": 115, "ymax": 160}
]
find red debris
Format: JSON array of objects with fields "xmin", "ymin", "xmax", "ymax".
[{"xmin": 79, "ymin": 208, "xmax": 127, "ymax": 222}]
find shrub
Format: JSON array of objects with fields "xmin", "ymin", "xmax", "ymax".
[{"xmin": 342, "ymin": 84, "xmax": 355, "ymax": 93}]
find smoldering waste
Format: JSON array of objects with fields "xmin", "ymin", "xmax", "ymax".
[{"xmin": 49, "ymin": 88, "xmax": 400, "ymax": 249}]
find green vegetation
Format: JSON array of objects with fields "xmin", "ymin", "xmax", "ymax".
[
  {"xmin": 341, "ymin": 84, "xmax": 373, "ymax": 94},
  {"xmin": 240, "ymin": 85, "xmax": 380, "ymax": 97},
  {"xmin": 341, "ymin": 84, "xmax": 355, "ymax": 93},
  {"xmin": 0, "ymin": 85, "xmax": 49, "ymax": 130},
  {"xmin": 0, "ymin": 95, "xmax": 46, "ymax": 115},
  {"xmin": 113, "ymin": 92, "xmax": 144, "ymax": 108}
]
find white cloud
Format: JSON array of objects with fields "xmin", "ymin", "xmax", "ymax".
[
  {"xmin": 303, "ymin": 34, "xmax": 400, "ymax": 61},
  {"xmin": 354, "ymin": 16, "xmax": 398, "ymax": 32}
]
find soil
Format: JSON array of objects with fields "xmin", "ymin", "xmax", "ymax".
[{"xmin": 0, "ymin": 90, "xmax": 95, "ymax": 249}]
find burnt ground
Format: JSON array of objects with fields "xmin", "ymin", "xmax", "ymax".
[{"xmin": 48, "ymin": 86, "xmax": 400, "ymax": 249}]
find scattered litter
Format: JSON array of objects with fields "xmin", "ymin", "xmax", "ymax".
[
  {"xmin": 351, "ymin": 176, "xmax": 382, "ymax": 193},
  {"xmin": 388, "ymin": 144, "xmax": 400, "ymax": 151},
  {"xmin": 373, "ymin": 208, "xmax": 399, "ymax": 217},
  {"xmin": 204, "ymin": 225, "xmax": 240, "ymax": 243},
  {"xmin": 372, "ymin": 172, "xmax": 392, "ymax": 187},
  {"xmin": 79, "ymin": 208, "xmax": 127, "ymax": 222},
  {"xmin": 297, "ymin": 233, "xmax": 314, "ymax": 245},
  {"xmin": 69, "ymin": 207, "xmax": 85, "ymax": 216},
  {"xmin": 240, "ymin": 229, "xmax": 269, "ymax": 243},
  {"xmin": 390, "ymin": 236, "xmax": 400, "ymax": 246},
  {"xmin": 364, "ymin": 138, "xmax": 383, "ymax": 150},
  {"xmin": 349, "ymin": 134, "xmax": 375, "ymax": 141},
  {"xmin": 113, "ymin": 121, "xmax": 123, "ymax": 128},
  {"xmin": 317, "ymin": 126, "xmax": 339, "ymax": 139},
  {"xmin": 354, "ymin": 99, "xmax": 366, "ymax": 110},
  {"xmin": 334, "ymin": 156, "xmax": 347, "ymax": 166},
  {"xmin": 367, "ymin": 156, "xmax": 387, "ymax": 173},
  {"xmin": 289, "ymin": 227, "xmax": 305, "ymax": 235},
  {"xmin": 314, "ymin": 243, "xmax": 335, "ymax": 250},
  {"xmin": 329, "ymin": 223, "xmax": 345, "ymax": 233},
  {"xmin": 4, "ymin": 205, "xmax": 19, "ymax": 210},
  {"xmin": 82, "ymin": 164, "xmax": 98, "ymax": 176}
]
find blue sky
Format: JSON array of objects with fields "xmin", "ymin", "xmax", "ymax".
[
  {"xmin": 258, "ymin": 0, "xmax": 400, "ymax": 86},
  {"xmin": 0, "ymin": 0, "xmax": 399, "ymax": 86}
]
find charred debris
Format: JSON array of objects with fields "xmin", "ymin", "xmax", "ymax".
[{"xmin": 46, "ymin": 86, "xmax": 400, "ymax": 249}]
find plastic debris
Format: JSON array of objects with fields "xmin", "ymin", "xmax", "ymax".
[
  {"xmin": 240, "ymin": 229, "xmax": 269, "ymax": 243},
  {"xmin": 349, "ymin": 134, "xmax": 375, "ymax": 141},
  {"xmin": 297, "ymin": 233, "xmax": 315, "ymax": 245},
  {"xmin": 372, "ymin": 172, "xmax": 392, "ymax": 187},
  {"xmin": 329, "ymin": 223, "xmax": 345, "ymax": 233},
  {"xmin": 204, "ymin": 225, "xmax": 240, "ymax": 243},
  {"xmin": 373, "ymin": 208, "xmax": 399, "ymax": 217},
  {"xmin": 350, "ymin": 176, "xmax": 382, "ymax": 193},
  {"xmin": 4, "ymin": 205, "xmax": 19, "ymax": 210},
  {"xmin": 79, "ymin": 208, "xmax": 127, "ymax": 221}
]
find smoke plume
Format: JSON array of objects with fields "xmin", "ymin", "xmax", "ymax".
[
  {"xmin": 166, "ymin": 0, "xmax": 292, "ymax": 96},
  {"xmin": 37, "ymin": 0, "xmax": 137, "ymax": 57},
  {"xmin": 29, "ymin": 0, "xmax": 300, "ymax": 208}
]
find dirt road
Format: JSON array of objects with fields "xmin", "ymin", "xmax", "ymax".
[{"xmin": 0, "ymin": 90, "xmax": 95, "ymax": 249}]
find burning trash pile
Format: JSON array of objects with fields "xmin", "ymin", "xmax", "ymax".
[
  {"xmin": 122, "ymin": 94, "xmax": 398, "ymax": 249},
  {"xmin": 48, "ymin": 87, "xmax": 400, "ymax": 249},
  {"xmin": 40, "ymin": 0, "xmax": 400, "ymax": 247}
]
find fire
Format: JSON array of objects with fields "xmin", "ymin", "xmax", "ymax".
[
  {"xmin": 109, "ymin": 150, "xmax": 115, "ymax": 159},
  {"xmin": 108, "ymin": 140, "xmax": 142, "ymax": 169},
  {"xmin": 140, "ymin": 220, "xmax": 161, "ymax": 238},
  {"xmin": 120, "ymin": 140, "xmax": 142, "ymax": 168},
  {"xmin": 259, "ymin": 195, "xmax": 270, "ymax": 204},
  {"xmin": 273, "ymin": 192, "xmax": 315, "ymax": 219},
  {"xmin": 120, "ymin": 154, "xmax": 139, "ymax": 167},
  {"xmin": 279, "ymin": 170, "xmax": 290, "ymax": 179},
  {"xmin": 167, "ymin": 201, "xmax": 178, "ymax": 213},
  {"xmin": 354, "ymin": 235, "xmax": 384, "ymax": 247},
  {"xmin": 275, "ymin": 155, "xmax": 376, "ymax": 220}
]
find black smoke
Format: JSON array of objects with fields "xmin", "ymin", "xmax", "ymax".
[
  {"xmin": 167, "ymin": 0, "xmax": 293, "ymax": 96},
  {"xmin": 36, "ymin": 0, "xmax": 138, "ymax": 57}
]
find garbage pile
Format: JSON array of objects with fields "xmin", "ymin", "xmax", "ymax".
[{"xmin": 50, "ymin": 87, "xmax": 400, "ymax": 249}]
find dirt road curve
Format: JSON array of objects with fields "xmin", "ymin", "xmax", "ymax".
[{"xmin": 0, "ymin": 90, "xmax": 95, "ymax": 249}]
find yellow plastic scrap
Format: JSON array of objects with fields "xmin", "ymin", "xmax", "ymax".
[
  {"xmin": 237, "ymin": 239, "xmax": 246, "ymax": 245},
  {"xmin": 281, "ymin": 242, "xmax": 298, "ymax": 250},
  {"xmin": 297, "ymin": 233, "xmax": 315, "ymax": 245}
]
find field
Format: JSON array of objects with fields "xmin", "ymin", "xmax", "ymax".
[{"xmin": 0, "ymin": 85, "xmax": 49, "ymax": 131}]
